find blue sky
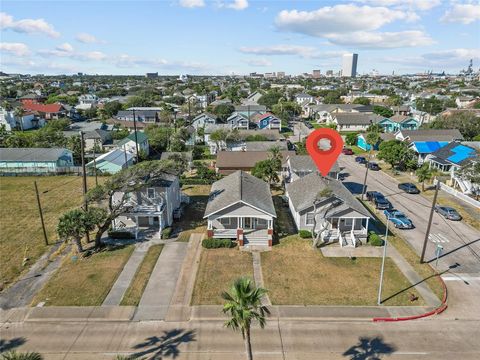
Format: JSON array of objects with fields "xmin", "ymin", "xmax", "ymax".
[{"xmin": 1, "ymin": 0, "xmax": 479, "ymax": 75}]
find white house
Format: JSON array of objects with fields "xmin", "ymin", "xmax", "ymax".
[
  {"xmin": 191, "ymin": 113, "xmax": 217, "ymax": 130},
  {"xmin": 227, "ymin": 112, "xmax": 250, "ymax": 130},
  {"xmin": 76, "ymin": 94, "xmax": 99, "ymax": 110},
  {"xmin": 0, "ymin": 107, "xmax": 44, "ymax": 131},
  {"xmin": 116, "ymin": 131, "xmax": 150, "ymax": 157}
]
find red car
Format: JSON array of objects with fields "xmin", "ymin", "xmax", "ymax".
[{"xmin": 342, "ymin": 148, "xmax": 354, "ymax": 155}]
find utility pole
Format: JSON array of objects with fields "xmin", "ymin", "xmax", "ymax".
[
  {"xmin": 79, "ymin": 131, "xmax": 90, "ymax": 242},
  {"xmin": 421, "ymin": 181, "xmax": 440, "ymax": 263},
  {"xmin": 34, "ymin": 181, "xmax": 48, "ymax": 246},
  {"xmin": 132, "ymin": 109, "xmax": 140, "ymax": 163},
  {"xmin": 92, "ymin": 146, "xmax": 98, "ymax": 186},
  {"xmin": 377, "ymin": 215, "xmax": 390, "ymax": 305},
  {"xmin": 123, "ymin": 145, "xmax": 129, "ymax": 169},
  {"xmin": 361, "ymin": 156, "xmax": 370, "ymax": 201}
]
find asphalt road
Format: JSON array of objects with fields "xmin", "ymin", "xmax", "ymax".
[
  {"xmin": 1, "ymin": 318, "xmax": 479, "ymax": 359},
  {"xmin": 338, "ymin": 154, "xmax": 480, "ymax": 275}
]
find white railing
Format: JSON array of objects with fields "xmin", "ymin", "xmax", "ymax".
[
  {"xmin": 350, "ymin": 229, "xmax": 357, "ymax": 247},
  {"xmin": 438, "ymin": 181, "xmax": 480, "ymax": 209},
  {"xmin": 339, "ymin": 231, "xmax": 345, "ymax": 248},
  {"xmin": 212, "ymin": 229, "xmax": 237, "ymax": 238}
]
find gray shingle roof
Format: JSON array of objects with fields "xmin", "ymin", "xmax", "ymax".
[
  {"xmin": 245, "ymin": 141, "xmax": 288, "ymax": 151},
  {"xmin": 0, "ymin": 148, "xmax": 71, "ymax": 162},
  {"xmin": 288, "ymin": 155, "xmax": 340, "ymax": 174},
  {"xmin": 204, "ymin": 170, "xmax": 276, "ymax": 217},
  {"xmin": 286, "ymin": 172, "xmax": 371, "ymax": 217},
  {"xmin": 216, "ymin": 150, "xmax": 295, "ymax": 169},
  {"xmin": 400, "ymin": 129, "xmax": 463, "ymax": 142},
  {"xmin": 335, "ymin": 113, "xmax": 383, "ymax": 126}
]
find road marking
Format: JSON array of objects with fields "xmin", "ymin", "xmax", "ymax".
[
  {"xmin": 442, "ymin": 275, "xmax": 480, "ymax": 281},
  {"xmin": 429, "ymin": 234, "xmax": 450, "ymax": 243}
]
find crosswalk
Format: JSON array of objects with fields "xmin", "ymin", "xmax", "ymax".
[{"xmin": 429, "ymin": 233, "xmax": 450, "ymax": 243}]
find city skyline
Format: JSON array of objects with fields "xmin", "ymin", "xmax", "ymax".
[{"xmin": 1, "ymin": 0, "xmax": 479, "ymax": 75}]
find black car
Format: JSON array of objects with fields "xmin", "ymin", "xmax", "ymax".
[
  {"xmin": 366, "ymin": 191, "xmax": 382, "ymax": 202},
  {"xmin": 398, "ymin": 182, "xmax": 420, "ymax": 194},
  {"xmin": 366, "ymin": 191, "xmax": 391, "ymax": 209},
  {"xmin": 366, "ymin": 162, "xmax": 380, "ymax": 171},
  {"xmin": 355, "ymin": 156, "xmax": 367, "ymax": 164}
]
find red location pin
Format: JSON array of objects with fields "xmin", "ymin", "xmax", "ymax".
[{"xmin": 306, "ymin": 128, "xmax": 344, "ymax": 177}]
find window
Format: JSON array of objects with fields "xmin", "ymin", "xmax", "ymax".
[
  {"xmin": 257, "ymin": 218, "xmax": 267, "ymax": 226},
  {"xmin": 306, "ymin": 212, "xmax": 315, "ymax": 225},
  {"xmin": 219, "ymin": 218, "xmax": 231, "ymax": 225},
  {"xmin": 344, "ymin": 218, "xmax": 353, "ymax": 227},
  {"xmin": 147, "ymin": 188, "xmax": 155, "ymax": 199}
]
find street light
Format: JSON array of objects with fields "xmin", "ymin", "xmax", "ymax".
[{"xmin": 377, "ymin": 214, "xmax": 390, "ymax": 305}]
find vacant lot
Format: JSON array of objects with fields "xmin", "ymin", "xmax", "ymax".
[
  {"xmin": 262, "ymin": 236, "xmax": 424, "ymax": 306},
  {"xmin": 121, "ymin": 244, "xmax": 163, "ymax": 306},
  {"xmin": 0, "ymin": 176, "xmax": 101, "ymax": 287},
  {"xmin": 32, "ymin": 245, "xmax": 133, "ymax": 306},
  {"xmin": 192, "ymin": 248, "xmax": 253, "ymax": 305}
]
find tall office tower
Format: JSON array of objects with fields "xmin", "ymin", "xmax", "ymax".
[
  {"xmin": 312, "ymin": 69, "xmax": 321, "ymax": 78},
  {"xmin": 342, "ymin": 53, "xmax": 358, "ymax": 77}
]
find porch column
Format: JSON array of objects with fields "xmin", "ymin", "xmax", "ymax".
[
  {"xmin": 135, "ymin": 215, "xmax": 138, "ymax": 240},
  {"xmin": 351, "ymin": 218, "xmax": 355, "ymax": 231},
  {"xmin": 207, "ymin": 219, "xmax": 213, "ymax": 238},
  {"xmin": 267, "ymin": 218, "xmax": 273, "ymax": 247},
  {"xmin": 365, "ymin": 218, "xmax": 369, "ymax": 234}
]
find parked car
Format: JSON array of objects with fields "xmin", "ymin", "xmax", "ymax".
[
  {"xmin": 435, "ymin": 206, "xmax": 462, "ymax": 221},
  {"xmin": 384, "ymin": 209, "xmax": 414, "ymax": 229},
  {"xmin": 398, "ymin": 183, "xmax": 420, "ymax": 194},
  {"xmin": 366, "ymin": 162, "xmax": 380, "ymax": 171},
  {"xmin": 342, "ymin": 148, "xmax": 354, "ymax": 155},
  {"xmin": 366, "ymin": 191, "xmax": 391, "ymax": 210},
  {"xmin": 355, "ymin": 156, "xmax": 367, "ymax": 164}
]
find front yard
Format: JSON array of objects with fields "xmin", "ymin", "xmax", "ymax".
[
  {"xmin": 31, "ymin": 245, "xmax": 134, "ymax": 306},
  {"xmin": 191, "ymin": 247, "xmax": 253, "ymax": 305},
  {"xmin": 262, "ymin": 236, "xmax": 424, "ymax": 306}
]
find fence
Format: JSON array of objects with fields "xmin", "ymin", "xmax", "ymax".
[
  {"xmin": 0, "ymin": 166, "xmax": 83, "ymax": 176},
  {"xmin": 438, "ymin": 182, "xmax": 480, "ymax": 209}
]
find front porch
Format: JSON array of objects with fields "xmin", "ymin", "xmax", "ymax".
[
  {"xmin": 319, "ymin": 217, "xmax": 369, "ymax": 248},
  {"xmin": 207, "ymin": 216, "xmax": 274, "ymax": 247}
]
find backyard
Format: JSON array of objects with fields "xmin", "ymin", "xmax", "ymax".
[
  {"xmin": 191, "ymin": 247, "xmax": 253, "ymax": 305},
  {"xmin": 31, "ymin": 244, "xmax": 134, "ymax": 306},
  {"xmin": 262, "ymin": 236, "xmax": 424, "ymax": 306},
  {"xmin": 0, "ymin": 176, "xmax": 102, "ymax": 288}
]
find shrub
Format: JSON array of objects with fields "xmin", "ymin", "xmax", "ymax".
[
  {"xmin": 108, "ymin": 230, "xmax": 135, "ymax": 239},
  {"xmin": 368, "ymin": 232, "xmax": 384, "ymax": 246},
  {"xmin": 1, "ymin": 351, "xmax": 43, "ymax": 360},
  {"xmin": 162, "ymin": 227, "xmax": 172, "ymax": 239},
  {"xmin": 202, "ymin": 238, "xmax": 236, "ymax": 249},
  {"xmin": 299, "ymin": 230, "xmax": 312, "ymax": 238}
]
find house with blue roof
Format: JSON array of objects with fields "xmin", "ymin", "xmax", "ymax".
[
  {"xmin": 87, "ymin": 148, "xmax": 134, "ymax": 174},
  {"xmin": 378, "ymin": 115, "xmax": 419, "ymax": 133},
  {"xmin": 409, "ymin": 141, "xmax": 450, "ymax": 163},
  {"xmin": 117, "ymin": 131, "xmax": 149, "ymax": 157},
  {"xmin": 356, "ymin": 132, "xmax": 395, "ymax": 151}
]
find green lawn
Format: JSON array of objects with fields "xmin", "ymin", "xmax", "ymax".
[
  {"xmin": 0, "ymin": 176, "xmax": 102, "ymax": 288},
  {"xmin": 351, "ymin": 145, "xmax": 367, "ymax": 155},
  {"xmin": 192, "ymin": 248, "xmax": 253, "ymax": 305},
  {"xmin": 120, "ymin": 244, "xmax": 163, "ymax": 306},
  {"xmin": 31, "ymin": 245, "xmax": 134, "ymax": 306},
  {"xmin": 262, "ymin": 236, "xmax": 424, "ymax": 306}
]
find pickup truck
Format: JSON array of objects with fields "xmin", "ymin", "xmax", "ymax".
[{"xmin": 384, "ymin": 209, "xmax": 414, "ymax": 229}]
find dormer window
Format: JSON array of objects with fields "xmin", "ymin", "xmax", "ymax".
[{"xmin": 147, "ymin": 188, "xmax": 155, "ymax": 199}]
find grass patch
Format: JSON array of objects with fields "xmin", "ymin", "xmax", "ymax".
[
  {"xmin": 192, "ymin": 248, "xmax": 253, "ymax": 305},
  {"xmin": 351, "ymin": 146, "xmax": 367, "ymax": 155},
  {"xmin": 273, "ymin": 195, "xmax": 297, "ymax": 239},
  {"xmin": 0, "ymin": 176, "xmax": 103, "ymax": 287},
  {"xmin": 120, "ymin": 244, "xmax": 163, "ymax": 306},
  {"xmin": 262, "ymin": 236, "xmax": 424, "ymax": 306},
  {"xmin": 31, "ymin": 245, "xmax": 133, "ymax": 306},
  {"xmin": 173, "ymin": 185, "xmax": 210, "ymax": 241},
  {"xmin": 360, "ymin": 200, "xmax": 444, "ymax": 300}
]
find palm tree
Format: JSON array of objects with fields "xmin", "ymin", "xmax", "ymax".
[
  {"xmin": 1, "ymin": 351, "xmax": 43, "ymax": 360},
  {"xmin": 416, "ymin": 164, "xmax": 433, "ymax": 191},
  {"xmin": 222, "ymin": 277, "xmax": 270, "ymax": 360}
]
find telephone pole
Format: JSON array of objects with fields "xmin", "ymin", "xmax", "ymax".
[
  {"xmin": 132, "ymin": 109, "xmax": 140, "ymax": 163},
  {"xmin": 34, "ymin": 181, "xmax": 48, "ymax": 246},
  {"xmin": 79, "ymin": 131, "xmax": 90, "ymax": 242},
  {"xmin": 420, "ymin": 181, "xmax": 440, "ymax": 263}
]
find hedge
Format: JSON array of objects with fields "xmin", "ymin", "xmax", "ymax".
[
  {"xmin": 202, "ymin": 238, "xmax": 236, "ymax": 249},
  {"xmin": 108, "ymin": 230, "xmax": 135, "ymax": 239},
  {"xmin": 162, "ymin": 227, "xmax": 172, "ymax": 239},
  {"xmin": 180, "ymin": 177, "xmax": 216, "ymax": 185},
  {"xmin": 299, "ymin": 230, "xmax": 312, "ymax": 238},
  {"xmin": 368, "ymin": 231, "xmax": 384, "ymax": 246}
]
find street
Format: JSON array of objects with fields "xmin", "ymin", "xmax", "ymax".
[
  {"xmin": 337, "ymin": 154, "xmax": 480, "ymax": 275},
  {"xmin": 1, "ymin": 318, "xmax": 480, "ymax": 359}
]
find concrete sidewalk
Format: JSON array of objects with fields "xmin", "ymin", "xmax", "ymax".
[
  {"xmin": 252, "ymin": 251, "xmax": 271, "ymax": 306},
  {"xmin": 133, "ymin": 241, "xmax": 189, "ymax": 321}
]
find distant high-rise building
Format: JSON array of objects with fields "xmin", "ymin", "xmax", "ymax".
[
  {"xmin": 326, "ymin": 70, "xmax": 334, "ymax": 77},
  {"xmin": 146, "ymin": 72, "xmax": 158, "ymax": 79},
  {"xmin": 312, "ymin": 69, "xmax": 321, "ymax": 78},
  {"xmin": 277, "ymin": 71, "xmax": 285, "ymax": 78},
  {"xmin": 342, "ymin": 53, "xmax": 358, "ymax": 77}
]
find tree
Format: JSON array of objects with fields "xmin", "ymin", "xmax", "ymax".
[
  {"xmin": 373, "ymin": 105, "xmax": 394, "ymax": 118},
  {"xmin": 377, "ymin": 140, "xmax": 417, "ymax": 171},
  {"xmin": 345, "ymin": 132, "xmax": 358, "ymax": 146},
  {"xmin": 251, "ymin": 147, "xmax": 282, "ymax": 184},
  {"xmin": 425, "ymin": 112, "xmax": 480, "ymax": 140},
  {"xmin": 45, "ymin": 118, "xmax": 70, "ymax": 131},
  {"xmin": 209, "ymin": 129, "xmax": 229, "ymax": 152},
  {"xmin": 416, "ymin": 96, "xmax": 456, "ymax": 115},
  {"xmin": 57, "ymin": 208, "xmax": 106, "ymax": 253},
  {"xmin": 222, "ymin": 277, "xmax": 269, "ymax": 360},
  {"xmin": 145, "ymin": 125, "xmax": 169, "ymax": 152},
  {"xmin": 353, "ymin": 97, "xmax": 371, "ymax": 105},
  {"xmin": 125, "ymin": 96, "xmax": 154, "ymax": 109},
  {"xmin": 87, "ymin": 160, "xmax": 182, "ymax": 248},
  {"xmin": 213, "ymin": 103, "xmax": 235, "ymax": 121},
  {"xmin": 416, "ymin": 164, "xmax": 433, "ymax": 191},
  {"xmin": 258, "ymin": 92, "xmax": 282, "ymax": 109},
  {"xmin": 196, "ymin": 162, "xmax": 217, "ymax": 181},
  {"xmin": 322, "ymin": 91, "xmax": 343, "ymax": 104},
  {"xmin": 103, "ymin": 101, "xmax": 122, "ymax": 117},
  {"xmin": 387, "ymin": 95, "xmax": 402, "ymax": 106}
]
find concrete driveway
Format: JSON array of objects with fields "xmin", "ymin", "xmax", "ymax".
[{"xmin": 338, "ymin": 154, "xmax": 480, "ymax": 275}]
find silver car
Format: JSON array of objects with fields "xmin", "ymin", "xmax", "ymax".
[{"xmin": 435, "ymin": 206, "xmax": 462, "ymax": 221}]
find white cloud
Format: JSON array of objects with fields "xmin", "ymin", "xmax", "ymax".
[
  {"xmin": 356, "ymin": 0, "xmax": 441, "ymax": 11},
  {"xmin": 1, "ymin": 58, "xmax": 81, "ymax": 73},
  {"xmin": 275, "ymin": 5, "xmax": 413, "ymax": 36},
  {"xmin": 441, "ymin": 4, "xmax": 480, "ymax": 24},
  {"xmin": 0, "ymin": 12, "xmax": 60, "ymax": 38},
  {"xmin": 423, "ymin": 48, "xmax": 480, "ymax": 62},
  {"xmin": 38, "ymin": 45, "xmax": 107, "ymax": 61},
  {"xmin": 327, "ymin": 30, "xmax": 435, "ymax": 48},
  {"xmin": 223, "ymin": 0, "xmax": 249, "ymax": 10},
  {"xmin": 239, "ymin": 44, "xmax": 318, "ymax": 58},
  {"xmin": 56, "ymin": 43, "xmax": 74, "ymax": 52},
  {"xmin": 243, "ymin": 58, "xmax": 272, "ymax": 67},
  {"xmin": 115, "ymin": 54, "xmax": 209, "ymax": 72},
  {"xmin": 179, "ymin": 0, "xmax": 205, "ymax": 8},
  {"xmin": 75, "ymin": 32, "xmax": 105, "ymax": 44},
  {"xmin": 0, "ymin": 42, "xmax": 30, "ymax": 56}
]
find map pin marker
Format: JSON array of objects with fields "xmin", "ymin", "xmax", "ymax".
[{"xmin": 306, "ymin": 128, "xmax": 344, "ymax": 177}]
